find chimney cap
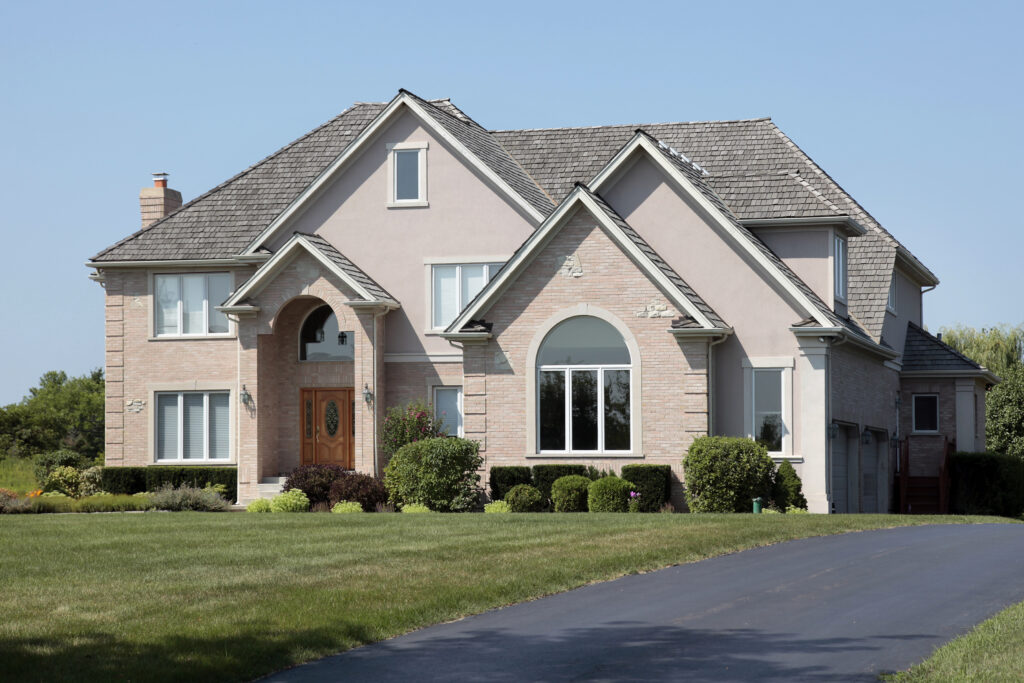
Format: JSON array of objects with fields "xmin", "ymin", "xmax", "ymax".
[{"xmin": 152, "ymin": 172, "xmax": 169, "ymax": 188}]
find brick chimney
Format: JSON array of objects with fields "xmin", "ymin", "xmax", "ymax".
[{"xmin": 139, "ymin": 172, "xmax": 182, "ymax": 227}]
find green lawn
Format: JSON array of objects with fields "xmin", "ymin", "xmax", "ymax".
[
  {"xmin": 0, "ymin": 458, "xmax": 37, "ymax": 493},
  {"xmin": 886, "ymin": 599, "xmax": 1024, "ymax": 681},
  {"xmin": 0, "ymin": 513, "xmax": 1004, "ymax": 682}
]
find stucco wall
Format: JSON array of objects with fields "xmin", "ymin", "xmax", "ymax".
[
  {"xmin": 283, "ymin": 107, "xmax": 538, "ymax": 357},
  {"xmin": 881, "ymin": 268, "xmax": 923, "ymax": 356},
  {"xmin": 753, "ymin": 228, "xmax": 832, "ymax": 309}
]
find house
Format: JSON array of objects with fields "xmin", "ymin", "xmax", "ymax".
[{"xmin": 87, "ymin": 90, "xmax": 997, "ymax": 512}]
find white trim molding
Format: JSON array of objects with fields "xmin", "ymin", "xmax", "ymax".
[
  {"xmin": 742, "ymin": 356, "xmax": 795, "ymax": 457},
  {"xmin": 386, "ymin": 140, "xmax": 429, "ymax": 208}
]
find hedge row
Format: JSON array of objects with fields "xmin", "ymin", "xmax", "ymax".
[
  {"xmin": 490, "ymin": 464, "xmax": 672, "ymax": 511},
  {"xmin": 949, "ymin": 452, "xmax": 1024, "ymax": 517},
  {"xmin": 100, "ymin": 467, "xmax": 238, "ymax": 502}
]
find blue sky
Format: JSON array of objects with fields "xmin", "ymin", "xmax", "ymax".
[{"xmin": 1, "ymin": 0, "xmax": 1021, "ymax": 405}]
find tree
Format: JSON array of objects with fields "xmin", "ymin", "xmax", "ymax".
[
  {"xmin": 938, "ymin": 324, "xmax": 1024, "ymax": 378},
  {"xmin": 0, "ymin": 369, "xmax": 105, "ymax": 461},
  {"xmin": 941, "ymin": 325, "xmax": 1024, "ymax": 459}
]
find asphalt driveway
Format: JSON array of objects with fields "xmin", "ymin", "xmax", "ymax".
[{"xmin": 264, "ymin": 523, "xmax": 1024, "ymax": 682}]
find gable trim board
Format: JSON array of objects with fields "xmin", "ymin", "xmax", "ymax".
[
  {"xmin": 222, "ymin": 233, "xmax": 398, "ymax": 309},
  {"xmin": 443, "ymin": 184, "xmax": 730, "ymax": 338},
  {"xmin": 241, "ymin": 91, "xmax": 549, "ymax": 257}
]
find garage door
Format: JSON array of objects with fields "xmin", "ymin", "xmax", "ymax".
[{"xmin": 831, "ymin": 424, "xmax": 848, "ymax": 513}]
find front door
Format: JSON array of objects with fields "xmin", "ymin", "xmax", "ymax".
[{"xmin": 301, "ymin": 388, "xmax": 354, "ymax": 469}]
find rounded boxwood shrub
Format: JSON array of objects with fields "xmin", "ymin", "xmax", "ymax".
[
  {"xmin": 400, "ymin": 503, "xmax": 433, "ymax": 514},
  {"xmin": 684, "ymin": 436, "xmax": 775, "ymax": 513},
  {"xmin": 384, "ymin": 437, "xmax": 482, "ymax": 512},
  {"xmin": 380, "ymin": 400, "xmax": 447, "ymax": 465},
  {"xmin": 328, "ymin": 473, "xmax": 388, "ymax": 512},
  {"xmin": 489, "ymin": 466, "xmax": 533, "ymax": 501},
  {"xmin": 588, "ymin": 476, "xmax": 634, "ymax": 512},
  {"xmin": 43, "ymin": 465, "xmax": 81, "ymax": 498},
  {"xmin": 284, "ymin": 464, "xmax": 349, "ymax": 506},
  {"xmin": 270, "ymin": 489, "xmax": 310, "ymax": 513},
  {"xmin": 505, "ymin": 484, "xmax": 544, "ymax": 512},
  {"xmin": 532, "ymin": 464, "xmax": 588, "ymax": 502},
  {"xmin": 620, "ymin": 464, "xmax": 672, "ymax": 512},
  {"xmin": 551, "ymin": 475, "xmax": 591, "ymax": 512},
  {"xmin": 247, "ymin": 498, "xmax": 272, "ymax": 513},
  {"xmin": 331, "ymin": 501, "xmax": 364, "ymax": 514},
  {"xmin": 772, "ymin": 460, "xmax": 807, "ymax": 511},
  {"xmin": 484, "ymin": 500, "xmax": 510, "ymax": 513}
]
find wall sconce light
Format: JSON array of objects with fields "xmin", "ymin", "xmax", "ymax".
[
  {"xmin": 240, "ymin": 385, "xmax": 254, "ymax": 409},
  {"xmin": 829, "ymin": 423, "xmax": 839, "ymax": 440},
  {"xmin": 338, "ymin": 331, "xmax": 348, "ymax": 345},
  {"xmin": 861, "ymin": 428, "xmax": 872, "ymax": 445},
  {"xmin": 362, "ymin": 384, "xmax": 374, "ymax": 406}
]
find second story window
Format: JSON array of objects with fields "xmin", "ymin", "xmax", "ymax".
[
  {"xmin": 431, "ymin": 262, "xmax": 503, "ymax": 329},
  {"xmin": 887, "ymin": 277, "xmax": 897, "ymax": 313},
  {"xmin": 387, "ymin": 142, "xmax": 428, "ymax": 206},
  {"xmin": 155, "ymin": 273, "xmax": 232, "ymax": 337},
  {"xmin": 834, "ymin": 235, "xmax": 847, "ymax": 302}
]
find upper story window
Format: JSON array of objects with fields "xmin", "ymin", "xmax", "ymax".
[
  {"xmin": 155, "ymin": 273, "xmax": 232, "ymax": 337},
  {"xmin": 912, "ymin": 394, "xmax": 939, "ymax": 433},
  {"xmin": 887, "ymin": 277, "xmax": 897, "ymax": 314},
  {"xmin": 537, "ymin": 317, "xmax": 632, "ymax": 454},
  {"xmin": 387, "ymin": 141, "xmax": 428, "ymax": 207},
  {"xmin": 431, "ymin": 262, "xmax": 503, "ymax": 329},
  {"xmin": 834, "ymin": 235, "xmax": 847, "ymax": 302},
  {"xmin": 300, "ymin": 305, "xmax": 354, "ymax": 361}
]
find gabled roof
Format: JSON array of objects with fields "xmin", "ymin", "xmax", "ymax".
[
  {"xmin": 445, "ymin": 184, "xmax": 729, "ymax": 336},
  {"xmin": 221, "ymin": 232, "xmax": 397, "ymax": 309},
  {"xmin": 902, "ymin": 322, "xmax": 998, "ymax": 381}
]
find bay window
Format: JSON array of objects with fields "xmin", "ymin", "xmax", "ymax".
[
  {"xmin": 156, "ymin": 391, "xmax": 230, "ymax": 461},
  {"xmin": 155, "ymin": 272, "xmax": 232, "ymax": 337},
  {"xmin": 537, "ymin": 317, "xmax": 631, "ymax": 453}
]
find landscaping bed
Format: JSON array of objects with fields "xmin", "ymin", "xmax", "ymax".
[{"xmin": 0, "ymin": 513, "xmax": 1003, "ymax": 682}]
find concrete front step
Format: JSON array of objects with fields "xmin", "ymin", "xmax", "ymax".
[{"xmin": 256, "ymin": 477, "xmax": 287, "ymax": 500}]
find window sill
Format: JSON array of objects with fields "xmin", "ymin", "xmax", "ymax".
[
  {"xmin": 910, "ymin": 431, "xmax": 941, "ymax": 436},
  {"xmin": 153, "ymin": 461, "xmax": 235, "ymax": 466},
  {"xmin": 528, "ymin": 452, "xmax": 638, "ymax": 459},
  {"xmin": 149, "ymin": 335, "xmax": 235, "ymax": 342},
  {"xmin": 387, "ymin": 200, "xmax": 429, "ymax": 209}
]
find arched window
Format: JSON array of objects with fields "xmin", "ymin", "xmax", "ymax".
[
  {"xmin": 299, "ymin": 304, "xmax": 354, "ymax": 361},
  {"xmin": 537, "ymin": 316, "xmax": 631, "ymax": 452}
]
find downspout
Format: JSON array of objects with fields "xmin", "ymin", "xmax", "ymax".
[
  {"xmin": 707, "ymin": 333, "xmax": 729, "ymax": 434},
  {"xmin": 371, "ymin": 309, "xmax": 384, "ymax": 478},
  {"xmin": 823, "ymin": 333, "xmax": 846, "ymax": 512}
]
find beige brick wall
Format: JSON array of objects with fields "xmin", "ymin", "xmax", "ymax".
[
  {"xmin": 463, "ymin": 207, "xmax": 710, "ymax": 505},
  {"xmin": 900, "ymin": 377, "xmax": 957, "ymax": 477}
]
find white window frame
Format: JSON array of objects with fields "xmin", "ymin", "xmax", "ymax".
[
  {"xmin": 152, "ymin": 272, "xmax": 233, "ymax": 338},
  {"xmin": 433, "ymin": 385, "xmax": 464, "ymax": 437},
  {"xmin": 742, "ymin": 357, "xmax": 794, "ymax": 457},
  {"xmin": 429, "ymin": 262, "xmax": 504, "ymax": 330},
  {"xmin": 386, "ymin": 141, "xmax": 428, "ymax": 207},
  {"xmin": 154, "ymin": 390, "xmax": 231, "ymax": 463},
  {"xmin": 887, "ymin": 276, "xmax": 898, "ymax": 314},
  {"xmin": 536, "ymin": 364, "xmax": 633, "ymax": 455},
  {"xmin": 833, "ymin": 235, "xmax": 848, "ymax": 303},
  {"xmin": 911, "ymin": 393, "xmax": 940, "ymax": 434}
]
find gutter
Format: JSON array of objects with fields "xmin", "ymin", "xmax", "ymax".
[{"xmin": 740, "ymin": 216, "xmax": 867, "ymax": 237}]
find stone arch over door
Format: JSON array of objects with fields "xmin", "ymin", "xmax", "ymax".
[{"xmin": 524, "ymin": 303, "xmax": 643, "ymax": 455}]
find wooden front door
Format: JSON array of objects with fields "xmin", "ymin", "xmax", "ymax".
[{"xmin": 301, "ymin": 388, "xmax": 355, "ymax": 469}]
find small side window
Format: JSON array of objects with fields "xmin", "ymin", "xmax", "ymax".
[
  {"xmin": 434, "ymin": 386, "xmax": 463, "ymax": 437},
  {"xmin": 387, "ymin": 142, "xmax": 428, "ymax": 206},
  {"xmin": 887, "ymin": 277, "xmax": 897, "ymax": 314},
  {"xmin": 834, "ymin": 236, "xmax": 847, "ymax": 302},
  {"xmin": 912, "ymin": 394, "xmax": 939, "ymax": 433}
]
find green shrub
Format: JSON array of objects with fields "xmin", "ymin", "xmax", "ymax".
[
  {"xmin": 27, "ymin": 496, "xmax": 74, "ymax": 513},
  {"xmin": 42, "ymin": 465, "xmax": 81, "ymax": 498},
  {"xmin": 327, "ymin": 473, "xmax": 388, "ymax": 511},
  {"xmin": 505, "ymin": 484, "xmax": 544, "ymax": 512},
  {"xmin": 384, "ymin": 437, "xmax": 482, "ymax": 512},
  {"xmin": 483, "ymin": 500, "xmax": 510, "ymax": 513},
  {"xmin": 786, "ymin": 505, "xmax": 810, "ymax": 514},
  {"xmin": 551, "ymin": 475, "xmax": 591, "ymax": 512},
  {"xmin": 100, "ymin": 467, "xmax": 147, "ymax": 495},
  {"xmin": 532, "ymin": 465, "xmax": 588, "ymax": 502},
  {"xmin": 588, "ymin": 476, "xmax": 633, "ymax": 512},
  {"xmin": 33, "ymin": 450, "xmax": 86, "ymax": 483},
  {"xmin": 400, "ymin": 503, "xmax": 433, "ymax": 514},
  {"xmin": 949, "ymin": 452, "xmax": 1024, "ymax": 517},
  {"xmin": 145, "ymin": 467, "xmax": 237, "ymax": 501},
  {"xmin": 247, "ymin": 498, "xmax": 272, "ymax": 513},
  {"xmin": 79, "ymin": 466, "xmax": 104, "ymax": 497},
  {"xmin": 620, "ymin": 464, "xmax": 672, "ymax": 512},
  {"xmin": 270, "ymin": 489, "xmax": 310, "ymax": 513},
  {"xmin": 150, "ymin": 484, "xmax": 231, "ymax": 512},
  {"xmin": 684, "ymin": 437, "xmax": 776, "ymax": 513},
  {"xmin": 585, "ymin": 466, "xmax": 613, "ymax": 480},
  {"xmin": 331, "ymin": 501, "xmax": 364, "ymax": 514},
  {"xmin": 772, "ymin": 460, "xmax": 807, "ymax": 511},
  {"xmin": 74, "ymin": 494, "xmax": 152, "ymax": 513},
  {"xmin": 380, "ymin": 400, "xmax": 446, "ymax": 465},
  {"xmin": 284, "ymin": 465, "xmax": 348, "ymax": 506},
  {"xmin": 489, "ymin": 466, "xmax": 532, "ymax": 500}
]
